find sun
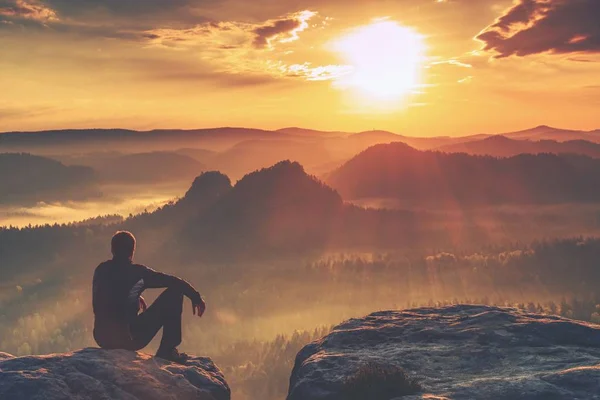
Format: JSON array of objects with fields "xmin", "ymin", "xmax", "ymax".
[{"xmin": 330, "ymin": 20, "xmax": 426, "ymax": 102}]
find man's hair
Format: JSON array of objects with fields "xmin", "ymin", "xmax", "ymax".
[{"xmin": 111, "ymin": 231, "xmax": 136, "ymax": 260}]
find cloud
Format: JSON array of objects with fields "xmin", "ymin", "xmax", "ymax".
[
  {"xmin": 253, "ymin": 10, "xmax": 315, "ymax": 48},
  {"xmin": 285, "ymin": 63, "xmax": 353, "ymax": 81},
  {"xmin": 145, "ymin": 10, "xmax": 317, "ymax": 51},
  {"xmin": 144, "ymin": 22, "xmax": 253, "ymax": 50},
  {"xmin": 430, "ymin": 59, "xmax": 473, "ymax": 68},
  {"xmin": 0, "ymin": 0, "xmax": 57, "ymax": 22},
  {"xmin": 42, "ymin": 0, "xmax": 192, "ymax": 17},
  {"xmin": 568, "ymin": 57, "xmax": 598, "ymax": 63},
  {"xmin": 253, "ymin": 18, "xmax": 301, "ymax": 48},
  {"xmin": 140, "ymin": 10, "xmax": 346, "ymax": 84},
  {"xmin": 477, "ymin": 0, "xmax": 600, "ymax": 57},
  {"xmin": 0, "ymin": 0, "xmax": 209, "ymax": 36}
]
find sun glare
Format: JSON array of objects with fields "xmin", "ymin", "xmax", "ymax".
[{"xmin": 330, "ymin": 20, "xmax": 426, "ymax": 103}]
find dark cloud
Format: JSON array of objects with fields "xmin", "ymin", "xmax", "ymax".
[
  {"xmin": 0, "ymin": 0, "xmax": 57, "ymax": 22},
  {"xmin": 0, "ymin": 0, "xmax": 314, "ymax": 44},
  {"xmin": 0, "ymin": 0, "xmax": 174, "ymax": 40},
  {"xmin": 477, "ymin": 0, "xmax": 600, "ymax": 57},
  {"xmin": 42, "ymin": 0, "xmax": 191, "ymax": 17},
  {"xmin": 568, "ymin": 57, "xmax": 598, "ymax": 63},
  {"xmin": 491, "ymin": 0, "xmax": 539, "ymax": 31},
  {"xmin": 253, "ymin": 17, "xmax": 301, "ymax": 48},
  {"xmin": 0, "ymin": 0, "xmax": 210, "ymax": 35},
  {"xmin": 143, "ymin": 10, "xmax": 316, "ymax": 51},
  {"xmin": 0, "ymin": 12, "xmax": 149, "ymax": 41}
]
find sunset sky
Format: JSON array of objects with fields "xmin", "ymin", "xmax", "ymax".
[{"xmin": 1, "ymin": 0, "xmax": 598, "ymax": 136}]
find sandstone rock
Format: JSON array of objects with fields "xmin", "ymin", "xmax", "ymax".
[
  {"xmin": 0, "ymin": 347, "xmax": 230, "ymax": 400},
  {"xmin": 288, "ymin": 305, "xmax": 600, "ymax": 400}
]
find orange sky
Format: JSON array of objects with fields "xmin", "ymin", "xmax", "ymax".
[{"xmin": 0, "ymin": 0, "xmax": 598, "ymax": 136}]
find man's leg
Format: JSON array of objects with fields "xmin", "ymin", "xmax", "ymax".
[{"xmin": 130, "ymin": 287, "xmax": 184, "ymax": 354}]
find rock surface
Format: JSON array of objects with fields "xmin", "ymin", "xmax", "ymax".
[
  {"xmin": 287, "ymin": 305, "xmax": 600, "ymax": 400},
  {"xmin": 0, "ymin": 348, "xmax": 230, "ymax": 400}
]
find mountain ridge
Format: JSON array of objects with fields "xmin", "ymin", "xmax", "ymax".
[
  {"xmin": 437, "ymin": 136, "xmax": 600, "ymax": 158},
  {"xmin": 326, "ymin": 142, "xmax": 600, "ymax": 207}
]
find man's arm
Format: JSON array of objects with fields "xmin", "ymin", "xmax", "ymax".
[{"xmin": 139, "ymin": 265, "xmax": 203, "ymax": 306}]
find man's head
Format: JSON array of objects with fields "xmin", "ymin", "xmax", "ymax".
[{"xmin": 111, "ymin": 231, "xmax": 136, "ymax": 260}]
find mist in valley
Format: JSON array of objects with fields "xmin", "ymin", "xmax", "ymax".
[{"xmin": 3, "ymin": 126, "xmax": 600, "ymax": 399}]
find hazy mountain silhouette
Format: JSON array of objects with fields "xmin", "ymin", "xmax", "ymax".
[
  {"xmin": 211, "ymin": 140, "xmax": 333, "ymax": 179},
  {"xmin": 501, "ymin": 125, "xmax": 600, "ymax": 142},
  {"xmin": 326, "ymin": 142, "xmax": 600, "ymax": 207},
  {"xmin": 349, "ymin": 130, "xmax": 402, "ymax": 142},
  {"xmin": 4, "ymin": 126, "xmax": 599, "ymax": 170},
  {"xmin": 343, "ymin": 130, "xmax": 469, "ymax": 151},
  {"xmin": 54, "ymin": 150, "xmax": 208, "ymax": 182},
  {"xmin": 8, "ymin": 154, "xmax": 595, "ymax": 261},
  {"xmin": 0, "ymin": 153, "xmax": 98, "ymax": 204},
  {"xmin": 181, "ymin": 171, "xmax": 233, "ymax": 207},
  {"xmin": 181, "ymin": 161, "xmax": 344, "ymax": 257},
  {"xmin": 123, "ymin": 171, "xmax": 232, "ymax": 238},
  {"xmin": 438, "ymin": 136, "xmax": 600, "ymax": 158},
  {"xmin": 92, "ymin": 152, "xmax": 205, "ymax": 183},
  {"xmin": 166, "ymin": 161, "xmax": 441, "ymax": 259},
  {"xmin": 0, "ymin": 127, "xmax": 292, "ymax": 153},
  {"xmin": 173, "ymin": 148, "xmax": 217, "ymax": 163},
  {"xmin": 279, "ymin": 128, "xmax": 478, "ymax": 149},
  {"xmin": 277, "ymin": 127, "xmax": 349, "ymax": 138}
]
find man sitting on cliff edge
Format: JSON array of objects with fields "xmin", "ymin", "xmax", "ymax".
[{"xmin": 92, "ymin": 231, "xmax": 205, "ymax": 364}]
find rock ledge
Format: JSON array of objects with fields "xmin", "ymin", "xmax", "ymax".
[
  {"xmin": 288, "ymin": 305, "xmax": 600, "ymax": 400},
  {"xmin": 0, "ymin": 347, "xmax": 230, "ymax": 400}
]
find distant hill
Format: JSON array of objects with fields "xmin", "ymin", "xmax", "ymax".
[
  {"xmin": 0, "ymin": 153, "xmax": 98, "ymax": 204},
  {"xmin": 349, "ymin": 130, "xmax": 403, "ymax": 142},
  {"xmin": 277, "ymin": 127, "xmax": 349, "ymax": 138},
  {"xmin": 114, "ymin": 162, "xmax": 427, "ymax": 259},
  {"xmin": 173, "ymin": 148, "xmax": 216, "ymax": 163},
  {"xmin": 211, "ymin": 139, "xmax": 334, "ymax": 179},
  {"xmin": 53, "ymin": 150, "xmax": 209, "ymax": 183},
  {"xmin": 91, "ymin": 152, "xmax": 205, "ymax": 183},
  {"xmin": 281, "ymin": 125, "xmax": 600, "ymax": 147},
  {"xmin": 122, "ymin": 171, "xmax": 233, "ymax": 241},
  {"xmin": 500, "ymin": 125, "xmax": 600, "ymax": 142},
  {"xmin": 181, "ymin": 161, "xmax": 344, "ymax": 256},
  {"xmin": 0, "ymin": 127, "xmax": 290, "ymax": 153},
  {"xmin": 438, "ymin": 136, "xmax": 600, "ymax": 158},
  {"xmin": 279, "ymin": 127, "xmax": 470, "ymax": 150},
  {"xmin": 3, "ymin": 125, "xmax": 598, "ymax": 163},
  {"xmin": 326, "ymin": 142, "xmax": 600, "ymax": 207}
]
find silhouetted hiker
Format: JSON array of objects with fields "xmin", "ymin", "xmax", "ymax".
[{"xmin": 92, "ymin": 231, "xmax": 205, "ymax": 364}]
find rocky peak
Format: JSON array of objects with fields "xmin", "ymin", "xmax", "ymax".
[{"xmin": 181, "ymin": 171, "xmax": 232, "ymax": 206}]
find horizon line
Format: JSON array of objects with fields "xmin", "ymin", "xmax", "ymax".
[{"xmin": 1, "ymin": 124, "xmax": 598, "ymax": 138}]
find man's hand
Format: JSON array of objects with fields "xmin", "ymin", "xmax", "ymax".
[
  {"xmin": 139, "ymin": 296, "xmax": 148, "ymax": 312},
  {"xmin": 191, "ymin": 292, "xmax": 206, "ymax": 317}
]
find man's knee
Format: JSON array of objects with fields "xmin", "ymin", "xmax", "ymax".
[{"xmin": 163, "ymin": 288, "xmax": 184, "ymax": 310}]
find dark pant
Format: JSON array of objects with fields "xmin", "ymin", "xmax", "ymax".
[{"xmin": 129, "ymin": 287, "xmax": 184, "ymax": 353}]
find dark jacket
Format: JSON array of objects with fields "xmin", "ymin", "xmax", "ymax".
[{"xmin": 92, "ymin": 258, "xmax": 199, "ymax": 348}]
